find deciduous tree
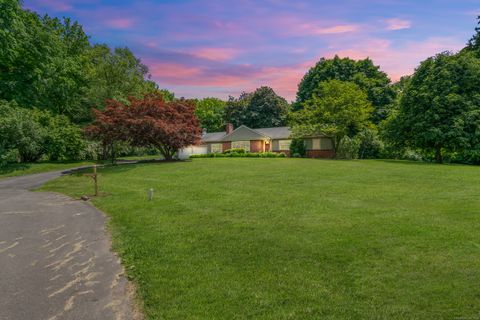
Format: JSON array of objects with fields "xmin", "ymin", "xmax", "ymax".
[
  {"xmin": 291, "ymin": 80, "xmax": 373, "ymax": 154},
  {"xmin": 194, "ymin": 97, "xmax": 226, "ymax": 133},
  {"xmin": 226, "ymin": 87, "xmax": 288, "ymax": 128},
  {"xmin": 126, "ymin": 94, "xmax": 202, "ymax": 160},
  {"xmin": 295, "ymin": 56, "xmax": 395, "ymax": 123},
  {"xmin": 385, "ymin": 51, "xmax": 480, "ymax": 163}
]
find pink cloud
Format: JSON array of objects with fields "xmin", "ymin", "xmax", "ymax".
[
  {"xmin": 385, "ymin": 18, "xmax": 412, "ymax": 31},
  {"xmin": 146, "ymin": 57, "xmax": 312, "ymax": 101},
  {"xmin": 144, "ymin": 34, "xmax": 464, "ymax": 101},
  {"xmin": 274, "ymin": 16, "xmax": 361, "ymax": 37},
  {"xmin": 105, "ymin": 18, "xmax": 135, "ymax": 29},
  {"xmin": 191, "ymin": 48, "xmax": 239, "ymax": 61},
  {"xmin": 33, "ymin": 0, "xmax": 73, "ymax": 11},
  {"xmin": 148, "ymin": 62, "xmax": 203, "ymax": 83},
  {"xmin": 308, "ymin": 24, "xmax": 359, "ymax": 35}
]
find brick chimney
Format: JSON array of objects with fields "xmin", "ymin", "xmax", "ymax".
[{"xmin": 226, "ymin": 123, "xmax": 234, "ymax": 134}]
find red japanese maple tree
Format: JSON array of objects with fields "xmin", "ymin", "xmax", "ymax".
[
  {"xmin": 125, "ymin": 94, "xmax": 201, "ymax": 160},
  {"xmin": 87, "ymin": 93, "xmax": 201, "ymax": 161}
]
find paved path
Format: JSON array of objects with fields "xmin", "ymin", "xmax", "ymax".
[{"xmin": 0, "ymin": 170, "xmax": 138, "ymax": 320}]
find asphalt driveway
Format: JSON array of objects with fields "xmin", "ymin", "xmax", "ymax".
[{"xmin": 0, "ymin": 170, "xmax": 137, "ymax": 320}]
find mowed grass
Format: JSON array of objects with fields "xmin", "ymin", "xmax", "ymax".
[
  {"xmin": 0, "ymin": 160, "xmax": 96, "ymax": 179},
  {"xmin": 42, "ymin": 159, "xmax": 480, "ymax": 319},
  {"xmin": 0, "ymin": 155, "xmax": 162, "ymax": 179}
]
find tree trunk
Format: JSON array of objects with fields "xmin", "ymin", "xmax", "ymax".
[
  {"xmin": 101, "ymin": 141, "xmax": 108, "ymax": 160},
  {"xmin": 435, "ymin": 146, "xmax": 443, "ymax": 164},
  {"xmin": 158, "ymin": 145, "xmax": 174, "ymax": 161},
  {"xmin": 164, "ymin": 153, "xmax": 173, "ymax": 161},
  {"xmin": 334, "ymin": 135, "xmax": 342, "ymax": 159},
  {"xmin": 110, "ymin": 142, "xmax": 116, "ymax": 164}
]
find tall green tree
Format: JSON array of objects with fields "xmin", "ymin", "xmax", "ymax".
[
  {"xmin": 226, "ymin": 86, "xmax": 288, "ymax": 128},
  {"xmin": 0, "ymin": 1, "xmax": 156, "ymax": 123},
  {"xmin": 194, "ymin": 97, "xmax": 226, "ymax": 132},
  {"xmin": 295, "ymin": 56, "xmax": 395, "ymax": 123},
  {"xmin": 0, "ymin": 3, "xmax": 92, "ymax": 122},
  {"xmin": 291, "ymin": 80, "xmax": 373, "ymax": 154},
  {"xmin": 386, "ymin": 52, "xmax": 480, "ymax": 163},
  {"xmin": 225, "ymin": 92, "xmax": 251, "ymax": 128},
  {"xmin": 84, "ymin": 45, "xmax": 157, "ymax": 120}
]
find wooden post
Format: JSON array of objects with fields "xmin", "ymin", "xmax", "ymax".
[{"xmin": 82, "ymin": 165, "xmax": 99, "ymax": 197}]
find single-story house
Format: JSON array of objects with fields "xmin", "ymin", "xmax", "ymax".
[{"xmin": 178, "ymin": 124, "xmax": 335, "ymax": 159}]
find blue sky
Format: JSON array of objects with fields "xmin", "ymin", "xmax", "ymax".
[{"xmin": 24, "ymin": 0, "xmax": 480, "ymax": 101}]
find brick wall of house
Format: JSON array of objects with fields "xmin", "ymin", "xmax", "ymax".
[
  {"xmin": 306, "ymin": 150, "xmax": 335, "ymax": 158},
  {"xmin": 250, "ymin": 140, "xmax": 263, "ymax": 152},
  {"xmin": 222, "ymin": 142, "xmax": 231, "ymax": 152}
]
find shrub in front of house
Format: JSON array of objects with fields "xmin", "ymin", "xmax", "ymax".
[
  {"xmin": 289, "ymin": 138, "xmax": 307, "ymax": 157},
  {"xmin": 223, "ymin": 148, "xmax": 246, "ymax": 154},
  {"xmin": 190, "ymin": 152, "xmax": 286, "ymax": 159}
]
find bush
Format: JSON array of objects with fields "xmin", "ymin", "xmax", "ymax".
[
  {"xmin": 42, "ymin": 114, "xmax": 86, "ymax": 161},
  {"xmin": 445, "ymin": 150, "xmax": 480, "ymax": 165},
  {"xmin": 0, "ymin": 102, "xmax": 46, "ymax": 162},
  {"xmin": 223, "ymin": 148, "xmax": 246, "ymax": 154},
  {"xmin": 0, "ymin": 101, "xmax": 88, "ymax": 163},
  {"xmin": 290, "ymin": 138, "xmax": 306, "ymax": 157},
  {"xmin": 337, "ymin": 136, "xmax": 360, "ymax": 159},
  {"xmin": 190, "ymin": 152, "xmax": 286, "ymax": 159},
  {"xmin": 356, "ymin": 128, "xmax": 383, "ymax": 159}
]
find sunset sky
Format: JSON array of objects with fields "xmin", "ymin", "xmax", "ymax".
[{"xmin": 24, "ymin": 0, "xmax": 479, "ymax": 101}]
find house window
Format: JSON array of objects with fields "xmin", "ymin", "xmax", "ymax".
[
  {"xmin": 311, "ymin": 138, "xmax": 334, "ymax": 150},
  {"xmin": 232, "ymin": 141, "xmax": 250, "ymax": 152},
  {"xmin": 210, "ymin": 143, "xmax": 222, "ymax": 153},
  {"xmin": 278, "ymin": 140, "xmax": 292, "ymax": 150},
  {"xmin": 320, "ymin": 138, "xmax": 333, "ymax": 150}
]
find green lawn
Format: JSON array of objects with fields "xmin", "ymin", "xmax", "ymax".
[
  {"xmin": 0, "ymin": 155, "xmax": 162, "ymax": 179},
  {"xmin": 41, "ymin": 159, "xmax": 480, "ymax": 319},
  {"xmin": 0, "ymin": 160, "xmax": 97, "ymax": 179}
]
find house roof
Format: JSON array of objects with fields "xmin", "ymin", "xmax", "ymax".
[
  {"xmin": 220, "ymin": 125, "xmax": 269, "ymax": 142},
  {"xmin": 200, "ymin": 125, "xmax": 328, "ymax": 143},
  {"xmin": 202, "ymin": 131, "xmax": 226, "ymax": 143},
  {"xmin": 255, "ymin": 127, "xmax": 292, "ymax": 140}
]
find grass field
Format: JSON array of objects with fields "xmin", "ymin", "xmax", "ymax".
[
  {"xmin": 0, "ymin": 160, "xmax": 97, "ymax": 179},
  {"xmin": 42, "ymin": 158, "xmax": 480, "ymax": 319},
  {"xmin": 0, "ymin": 155, "xmax": 162, "ymax": 179}
]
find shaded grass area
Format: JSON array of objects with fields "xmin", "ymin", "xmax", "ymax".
[
  {"xmin": 0, "ymin": 155, "xmax": 162, "ymax": 179},
  {"xmin": 42, "ymin": 159, "xmax": 480, "ymax": 319},
  {"xmin": 0, "ymin": 160, "xmax": 96, "ymax": 178}
]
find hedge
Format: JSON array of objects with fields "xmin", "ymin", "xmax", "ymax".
[{"xmin": 190, "ymin": 152, "xmax": 286, "ymax": 158}]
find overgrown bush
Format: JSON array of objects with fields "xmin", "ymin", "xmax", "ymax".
[
  {"xmin": 41, "ymin": 114, "xmax": 86, "ymax": 161},
  {"xmin": 444, "ymin": 150, "xmax": 480, "ymax": 165},
  {"xmin": 356, "ymin": 128, "xmax": 383, "ymax": 159},
  {"xmin": 337, "ymin": 136, "xmax": 360, "ymax": 159},
  {"xmin": 0, "ymin": 101, "xmax": 87, "ymax": 163},
  {"xmin": 289, "ymin": 138, "xmax": 306, "ymax": 157},
  {"xmin": 0, "ymin": 102, "xmax": 47, "ymax": 162}
]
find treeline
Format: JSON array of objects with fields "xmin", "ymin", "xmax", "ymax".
[
  {"xmin": 0, "ymin": 0, "xmax": 161, "ymax": 165},
  {"xmin": 0, "ymin": 0, "xmax": 157, "ymax": 123},
  {"xmin": 1, "ymin": 0, "xmax": 480, "ymax": 165},
  {"xmin": 194, "ymin": 18, "xmax": 480, "ymax": 164}
]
